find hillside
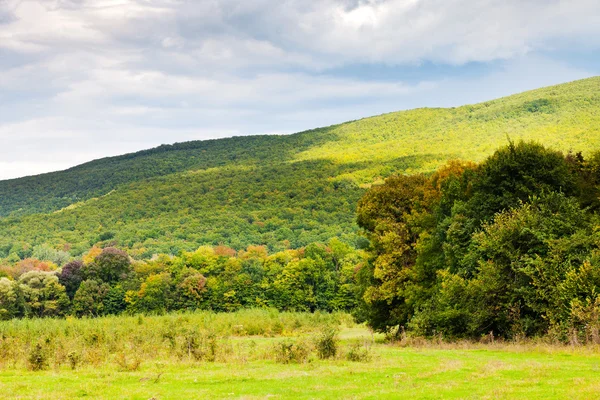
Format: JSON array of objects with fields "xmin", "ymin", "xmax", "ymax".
[{"xmin": 0, "ymin": 77, "xmax": 599, "ymax": 259}]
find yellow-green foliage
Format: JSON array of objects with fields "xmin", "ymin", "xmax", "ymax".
[
  {"xmin": 0, "ymin": 309, "xmax": 351, "ymax": 370},
  {"xmin": 295, "ymin": 77, "xmax": 600, "ymax": 180},
  {"xmin": 0, "ymin": 77, "xmax": 598, "ymax": 256}
]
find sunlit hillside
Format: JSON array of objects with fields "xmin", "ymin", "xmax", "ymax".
[{"xmin": 0, "ymin": 77, "xmax": 598, "ymax": 258}]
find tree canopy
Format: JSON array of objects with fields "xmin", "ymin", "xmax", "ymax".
[{"xmin": 355, "ymin": 141, "xmax": 600, "ymax": 342}]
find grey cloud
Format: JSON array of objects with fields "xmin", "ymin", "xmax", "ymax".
[{"xmin": 0, "ymin": 0, "xmax": 598, "ymax": 179}]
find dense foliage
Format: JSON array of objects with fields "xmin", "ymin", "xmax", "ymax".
[
  {"xmin": 355, "ymin": 141, "xmax": 600, "ymax": 342},
  {"xmin": 0, "ymin": 77, "xmax": 599, "ymax": 257},
  {"xmin": 0, "ymin": 240, "xmax": 363, "ymax": 320}
]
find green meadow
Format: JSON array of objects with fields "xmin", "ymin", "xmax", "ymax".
[{"xmin": 1, "ymin": 310, "xmax": 600, "ymax": 399}]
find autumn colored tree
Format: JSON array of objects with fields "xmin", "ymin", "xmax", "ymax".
[{"xmin": 59, "ymin": 260, "xmax": 84, "ymax": 299}]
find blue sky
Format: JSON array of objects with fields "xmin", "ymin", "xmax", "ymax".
[{"xmin": 0, "ymin": 0, "xmax": 599, "ymax": 179}]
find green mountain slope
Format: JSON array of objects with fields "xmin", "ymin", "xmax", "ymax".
[{"xmin": 0, "ymin": 77, "xmax": 599, "ymax": 258}]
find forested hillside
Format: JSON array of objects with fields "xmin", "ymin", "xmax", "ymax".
[{"xmin": 0, "ymin": 77, "xmax": 599, "ymax": 259}]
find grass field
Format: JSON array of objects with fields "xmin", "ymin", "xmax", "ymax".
[{"xmin": 1, "ymin": 311, "xmax": 600, "ymax": 399}]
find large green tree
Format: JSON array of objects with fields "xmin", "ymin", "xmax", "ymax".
[{"xmin": 356, "ymin": 142, "xmax": 600, "ymax": 341}]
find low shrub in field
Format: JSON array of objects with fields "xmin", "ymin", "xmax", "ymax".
[
  {"xmin": 27, "ymin": 343, "xmax": 48, "ymax": 371},
  {"xmin": 273, "ymin": 340, "xmax": 311, "ymax": 364},
  {"xmin": 115, "ymin": 352, "xmax": 141, "ymax": 371},
  {"xmin": 315, "ymin": 327, "xmax": 339, "ymax": 360},
  {"xmin": 67, "ymin": 351, "xmax": 81, "ymax": 370},
  {"xmin": 345, "ymin": 340, "xmax": 372, "ymax": 362},
  {"xmin": 180, "ymin": 329, "xmax": 220, "ymax": 362}
]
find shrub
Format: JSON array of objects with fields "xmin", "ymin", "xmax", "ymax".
[
  {"xmin": 67, "ymin": 351, "xmax": 81, "ymax": 370},
  {"xmin": 181, "ymin": 329, "xmax": 219, "ymax": 362},
  {"xmin": 27, "ymin": 343, "xmax": 48, "ymax": 371},
  {"xmin": 273, "ymin": 340, "xmax": 310, "ymax": 364},
  {"xmin": 115, "ymin": 352, "xmax": 141, "ymax": 371},
  {"xmin": 315, "ymin": 327, "xmax": 339, "ymax": 360},
  {"xmin": 345, "ymin": 341, "xmax": 372, "ymax": 362},
  {"xmin": 570, "ymin": 296, "xmax": 600, "ymax": 345}
]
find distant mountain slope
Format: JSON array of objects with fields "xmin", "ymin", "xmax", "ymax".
[
  {"xmin": 0, "ymin": 77, "xmax": 598, "ymax": 258},
  {"xmin": 0, "ymin": 132, "xmax": 332, "ymax": 217}
]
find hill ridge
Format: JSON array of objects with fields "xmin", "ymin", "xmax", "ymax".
[{"xmin": 0, "ymin": 76, "xmax": 599, "ymax": 258}]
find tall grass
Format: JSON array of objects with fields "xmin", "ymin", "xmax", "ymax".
[{"xmin": 0, "ymin": 309, "xmax": 353, "ymax": 370}]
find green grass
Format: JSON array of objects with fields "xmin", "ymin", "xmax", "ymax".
[
  {"xmin": 3, "ymin": 336, "xmax": 600, "ymax": 399},
  {"xmin": 2, "ymin": 311, "xmax": 600, "ymax": 399}
]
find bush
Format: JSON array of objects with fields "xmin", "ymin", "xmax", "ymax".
[
  {"xmin": 273, "ymin": 340, "xmax": 310, "ymax": 364},
  {"xmin": 345, "ymin": 340, "xmax": 372, "ymax": 362},
  {"xmin": 27, "ymin": 343, "xmax": 48, "ymax": 371},
  {"xmin": 315, "ymin": 327, "xmax": 339, "ymax": 360},
  {"xmin": 115, "ymin": 352, "xmax": 141, "ymax": 371},
  {"xmin": 181, "ymin": 329, "xmax": 219, "ymax": 362}
]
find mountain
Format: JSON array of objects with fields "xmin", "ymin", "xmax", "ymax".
[{"xmin": 0, "ymin": 77, "xmax": 599, "ymax": 259}]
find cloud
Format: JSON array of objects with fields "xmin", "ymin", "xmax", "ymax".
[
  {"xmin": 3, "ymin": 0, "xmax": 600, "ymax": 67},
  {"xmin": 0, "ymin": 0, "xmax": 598, "ymax": 179}
]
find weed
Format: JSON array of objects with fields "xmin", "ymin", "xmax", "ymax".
[
  {"xmin": 0, "ymin": 309, "xmax": 349, "ymax": 369},
  {"xmin": 67, "ymin": 351, "xmax": 81, "ymax": 370}
]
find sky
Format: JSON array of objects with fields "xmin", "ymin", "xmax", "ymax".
[{"xmin": 0, "ymin": 0, "xmax": 599, "ymax": 180}]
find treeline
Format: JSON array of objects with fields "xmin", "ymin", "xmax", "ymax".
[
  {"xmin": 0, "ymin": 239, "xmax": 363, "ymax": 320},
  {"xmin": 355, "ymin": 141, "xmax": 600, "ymax": 342}
]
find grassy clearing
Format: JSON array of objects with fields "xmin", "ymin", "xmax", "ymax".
[{"xmin": 2, "ymin": 311, "xmax": 600, "ymax": 399}]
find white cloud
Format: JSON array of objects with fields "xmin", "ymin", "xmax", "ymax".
[
  {"xmin": 3, "ymin": 0, "xmax": 600, "ymax": 66},
  {"xmin": 0, "ymin": 0, "xmax": 598, "ymax": 179}
]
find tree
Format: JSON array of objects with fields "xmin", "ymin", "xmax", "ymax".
[
  {"xmin": 177, "ymin": 271, "xmax": 207, "ymax": 309},
  {"xmin": 355, "ymin": 173, "xmax": 438, "ymax": 332},
  {"xmin": 58, "ymin": 260, "xmax": 84, "ymax": 299},
  {"xmin": 465, "ymin": 141, "xmax": 577, "ymax": 223},
  {"xmin": 103, "ymin": 285, "xmax": 127, "ymax": 315},
  {"xmin": 85, "ymin": 247, "xmax": 132, "ymax": 284},
  {"xmin": 0, "ymin": 278, "xmax": 25, "ymax": 320},
  {"xmin": 72, "ymin": 280, "xmax": 110, "ymax": 317},
  {"xmin": 355, "ymin": 143, "xmax": 600, "ymax": 340},
  {"xmin": 125, "ymin": 273, "xmax": 172, "ymax": 314},
  {"xmin": 18, "ymin": 271, "xmax": 69, "ymax": 317},
  {"xmin": 31, "ymin": 244, "xmax": 70, "ymax": 267}
]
